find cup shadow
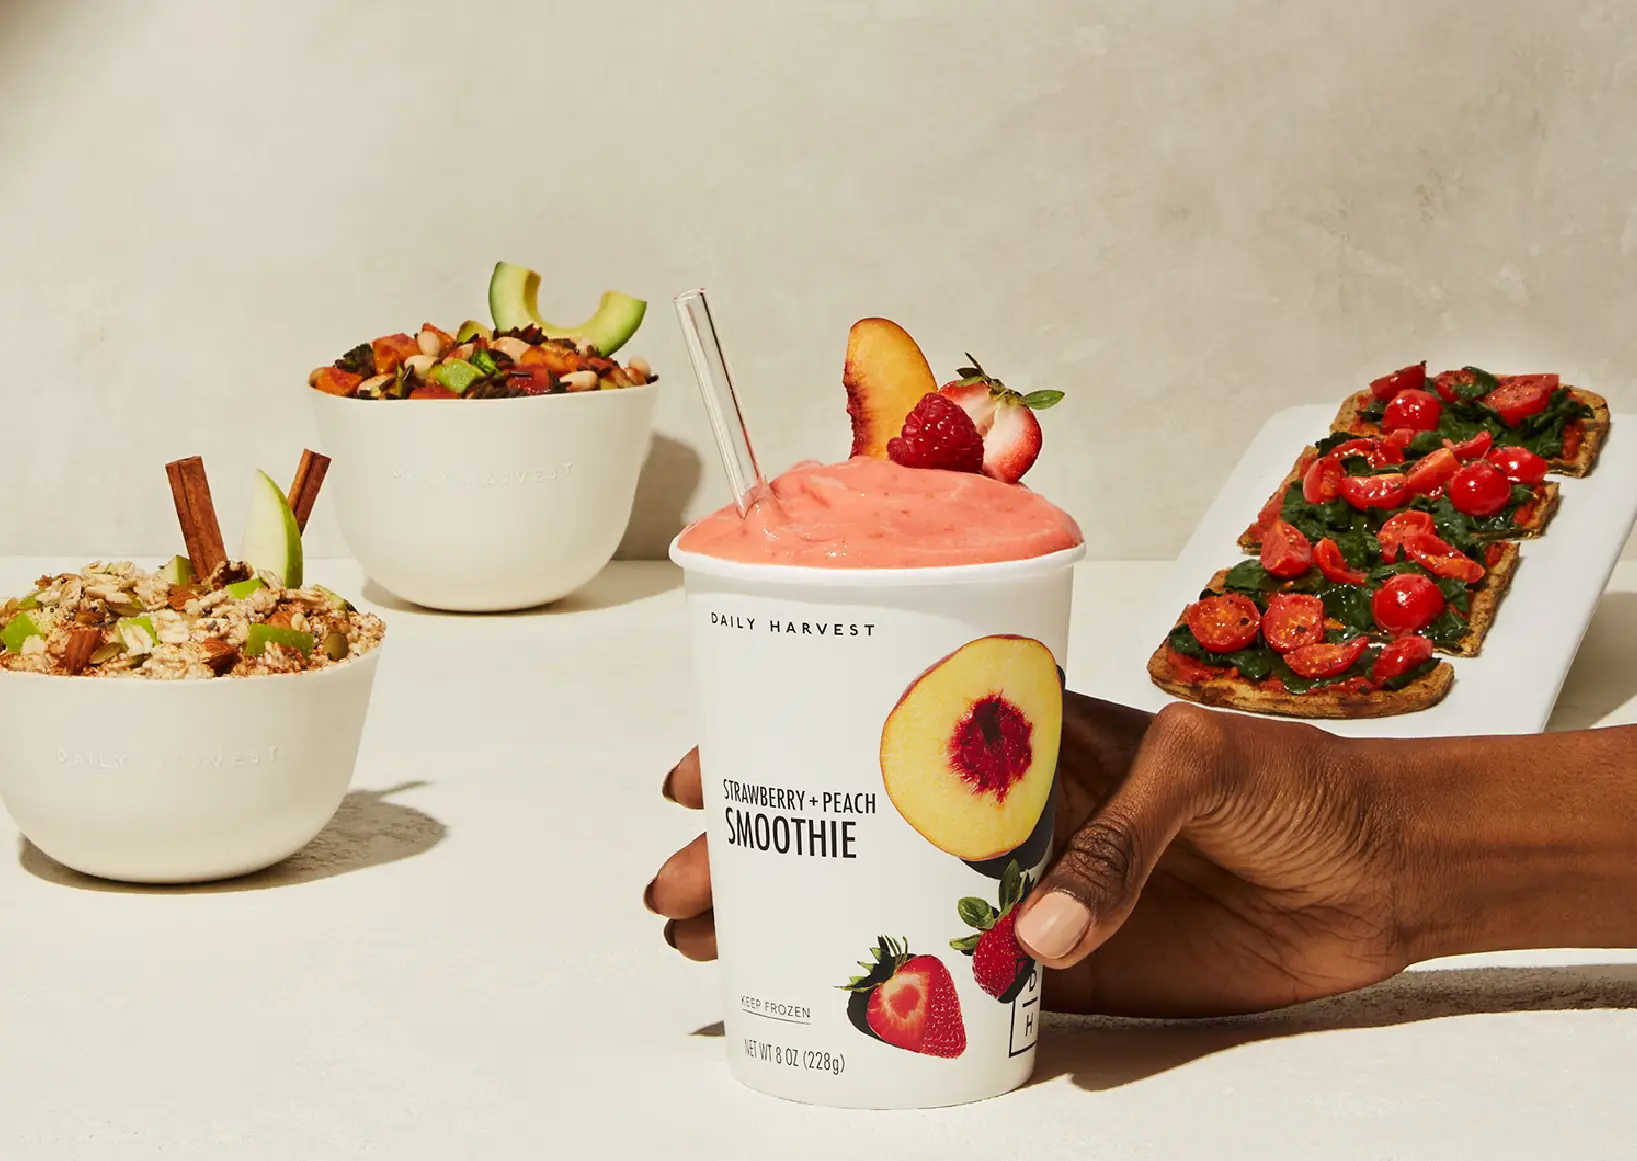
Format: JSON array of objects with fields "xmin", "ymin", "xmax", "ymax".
[
  {"xmin": 1030, "ymin": 963, "xmax": 1637, "ymax": 1091},
  {"xmin": 18, "ymin": 780, "xmax": 447, "ymax": 894},
  {"xmin": 360, "ymin": 564, "xmax": 681, "ymax": 620},
  {"xmin": 1548, "ymin": 590, "xmax": 1637, "ymax": 729}
]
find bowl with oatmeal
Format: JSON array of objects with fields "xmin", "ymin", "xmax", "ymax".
[
  {"xmin": 308, "ymin": 261, "xmax": 658, "ymax": 612},
  {"xmin": 0, "ymin": 457, "xmax": 387, "ymax": 884}
]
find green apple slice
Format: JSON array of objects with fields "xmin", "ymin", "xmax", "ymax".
[
  {"xmin": 226, "ymin": 576, "xmax": 268, "ymax": 600},
  {"xmin": 245, "ymin": 624, "xmax": 314, "ymax": 658},
  {"xmin": 487, "ymin": 261, "xmax": 646, "ymax": 355},
  {"xmin": 116, "ymin": 616, "xmax": 156, "ymax": 656},
  {"xmin": 241, "ymin": 469, "xmax": 303, "ymax": 588},
  {"xmin": 1, "ymin": 612, "xmax": 40, "ymax": 653},
  {"xmin": 312, "ymin": 585, "xmax": 352, "ymax": 612},
  {"xmin": 16, "ymin": 591, "xmax": 39, "ymax": 610},
  {"xmin": 157, "ymin": 555, "xmax": 194, "ymax": 586}
]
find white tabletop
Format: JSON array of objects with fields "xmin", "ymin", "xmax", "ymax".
[{"xmin": 0, "ymin": 558, "xmax": 1633, "ymax": 1160}]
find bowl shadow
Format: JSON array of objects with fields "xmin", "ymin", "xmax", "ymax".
[
  {"xmin": 359, "ymin": 562, "xmax": 681, "ymax": 620},
  {"xmin": 1029, "ymin": 963, "xmax": 1637, "ymax": 1092},
  {"xmin": 619, "ymin": 433, "xmax": 705, "ymax": 560},
  {"xmin": 18, "ymin": 780, "xmax": 447, "ymax": 893}
]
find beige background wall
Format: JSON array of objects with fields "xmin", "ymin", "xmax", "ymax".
[{"xmin": 1, "ymin": 0, "xmax": 1632, "ymax": 560}]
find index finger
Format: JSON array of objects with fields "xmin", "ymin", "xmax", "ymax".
[{"xmin": 663, "ymin": 747, "xmax": 704, "ymax": 810}]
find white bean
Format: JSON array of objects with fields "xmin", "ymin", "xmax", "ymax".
[
  {"xmin": 403, "ymin": 353, "xmax": 437, "ymax": 377},
  {"xmin": 561, "ymin": 370, "xmax": 599, "ymax": 392},
  {"xmin": 417, "ymin": 329, "xmax": 444, "ymax": 357}
]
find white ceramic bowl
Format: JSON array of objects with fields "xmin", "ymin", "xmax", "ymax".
[
  {"xmin": 0, "ymin": 649, "xmax": 381, "ymax": 883},
  {"xmin": 311, "ymin": 386, "xmax": 658, "ymax": 611}
]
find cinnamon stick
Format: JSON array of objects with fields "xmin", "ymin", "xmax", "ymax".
[
  {"xmin": 165, "ymin": 457, "xmax": 227, "ymax": 579},
  {"xmin": 61, "ymin": 628, "xmax": 101, "ymax": 675},
  {"xmin": 288, "ymin": 449, "xmax": 331, "ymax": 533}
]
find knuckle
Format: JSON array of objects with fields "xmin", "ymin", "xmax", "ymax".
[{"xmin": 1060, "ymin": 817, "xmax": 1140, "ymax": 898}]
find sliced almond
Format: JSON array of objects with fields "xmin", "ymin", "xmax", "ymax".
[
  {"xmin": 200, "ymin": 638, "xmax": 238, "ymax": 676},
  {"xmin": 61, "ymin": 629, "xmax": 102, "ymax": 675}
]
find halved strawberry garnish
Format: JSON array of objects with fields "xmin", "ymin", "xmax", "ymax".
[{"xmin": 937, "ymin": 356, "xmax": 1063, "ymax": 484}]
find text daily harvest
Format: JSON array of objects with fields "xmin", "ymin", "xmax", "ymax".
[
  {"xmin": 721, "ymin": 778, "xmax": 878, "ymax": 859},
  {"xmin": 708, "ymin": 612, "xmax": 877, "ymax": 637}
]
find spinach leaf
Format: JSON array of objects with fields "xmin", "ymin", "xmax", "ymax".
[
  {"xmin": 1222, "ymin": 560, "xmax": 1279, "ymax": 595},
  {"xmin": 1165, "ymin": 625, "xmax": 1274, "ymax": 679},
  {"xmin": 1378, "ymin": 657, "xmax": 1440, "ymax": 691}
]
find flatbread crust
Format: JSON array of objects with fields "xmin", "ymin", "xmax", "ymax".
[
  {"xmin": 1147, "ymin": 641, "xmax": 1454, "ymax": 719},
  {"xmin": 1332, "ymin": 386, "xmax": 1609, "ymax": 478}
]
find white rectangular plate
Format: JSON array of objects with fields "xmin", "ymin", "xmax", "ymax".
[{"xmin": 1085, "ymin": 404, "xmax": 1637, "ymax": 737}]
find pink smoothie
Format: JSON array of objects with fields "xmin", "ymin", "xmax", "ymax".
[{"xmin": 676, "ymin": 457, "xmax": 1083, "ymax": 568}]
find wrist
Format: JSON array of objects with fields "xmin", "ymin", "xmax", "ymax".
[{"xmin": 1366, "ymin": 727, "xmax": 1637, "ymax": 962}]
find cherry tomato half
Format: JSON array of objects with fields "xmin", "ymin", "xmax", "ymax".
[
  {"xmin": 1444, "ymin": 429, "xmax": 1494, "ymax": 461},
  {"xmin": 1484, "ymin": 375, "xmax": 1556, "ymax": 426},
  {"xmin": 1405, "ymin": 447, "xmax": 1460, "ymax": 496},
  {"xmin": 1486, "ymin": 444, "xmax": 1548, "ymax": 485},
  {"xmin": 1185, "ymin": 594, "xmax": 1262, "ymax": 653},
  {"xmin": 1383, "ymin": 428, "xmax": 1417, "ymax": 454},
  {"xmin": 1433, "ymin": 368, "xmax": 1476, "ymax": 404},
  {"xmin": 1377, "ymin": 510, "xmax": 1436, "ymax": 563},
  {"xmin": 1302, "ymin": 455, "xmax": 1342, "ymax": 504},
  {"xmin": 1260, "ymin": 520, "xmax": 1314, "ymax": 578},
  {"xmin": 1382, "ymin": 389, "xmax": 1443, "ymax": 433},
  {"xmin": 1371, "ymin": 634, "xmax": 1436, "ymax": 683},
  {"xmin": 1261, "ymin": 593, "xmax": 1326, "ymax": 654},
  {"xmin": 1314, "ymin": 537, "xmax": 1367, "ymax": 584},
  {"xmin": 1369, "ymin": 362, "xmax": 1428, "ymax": 403},
  {"xmin": 1285, "ymin": 635, "xmax": 1371, "ymax": 679},
  {"xmin": 1372, "ymin": 573, "xmax": 1446, "ymax": 635},
  {"xmin": 1448, "ymin": 460, "xmax": 1512, "ymax": 518},
  {"xmin": 1402, "ymin": 532, "xmax": 1486, "ymax": 583},
  {"xmin": 1340, "ymin": 472, "xmax": 1409, "ymax": 510}
]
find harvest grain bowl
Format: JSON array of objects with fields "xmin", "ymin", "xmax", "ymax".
[
  {"xmin": 308, "ymin": 261, "xmax": 659, "ymax": 612},
  {"xmin": 0, "ymin": 454, "xmax": 386, "ymax": 884}
]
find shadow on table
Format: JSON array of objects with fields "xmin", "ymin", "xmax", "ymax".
[
  {"xmin": 18, "ymin": 780, "xmax": 447, "ymax": 894},
  {"xmin": 360, "ymin": 563, "xmax": 681, "ymax": 620},
  {"xmin": 1549, "ymin": 591, "xmax": 1637, "ymax": 729},
  {"xmin": 1031, "ymin": 963, "xmax": 1637, "ymax": 1091}
]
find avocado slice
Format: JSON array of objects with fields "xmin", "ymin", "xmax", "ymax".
[
  {"xmin": 429, "ymin": 359, "xmax": 483, "ymax": 395},
  {"xmin": 487, "ymin": 261, "xmax": 646, "ymax": 356},
  {"xmin": 455, "ymin": 320, "xmax": 493, "ymax": 344}
]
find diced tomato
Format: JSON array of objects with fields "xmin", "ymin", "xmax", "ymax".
[
  {"xmin": 1302, "ymin": 455, "xmax": 1343, "ymax": 504},
  {"xmin": 1285, "ymin": 636, "xmax": 1370, "ymax": 679},
  {"xmin": 1444, "ymin": 430, "xmax": 1494, "ymax": 461},
  {"xmin": 1262, "ymin": 593, "xmax": 1326, "ymax": 653},
  {"xmin": 1336, "ymin": 676, "xmax": 1377, "ymax": 696},
  {"xmin": 1185, "ymin": 594, "xmax": 1262, "ymax": 653},
  {"xmin": 1562, "ymin": 421, "xmax": 1583, "ymax": 461},
  {"xmin": 1259, "ymin": 676, "xmax": 1288, "ymax": 693},
  {"xmin": 1165, "ymin": 648, "xmax": 1229, "ymax": 683},
  {"xmin": 372, "ymin": 333, "xmax": 421, "ymax": 375},
  {"xmin": 1484, "ymin": 376, "xmax": 1555, "ymax": 426},
  {"xmin": 1314, "ymin": 538, "xmax": 1367, "ymax": 584},
  {"xmin": 1383, "ymin": 389, "xmax": 1443, "ymax": 433},
  {"xmin": 1405, "ymin": 447, "xmax": 1460, "ymax": 496},
  {"xmin": 408, "ymin": 384, "xmax": 460, "ymax": 400},
  {"xmin": 1513, "ymin": 497, "xmax": 1536, "ymax": 526},
  {"xmin": 1261, "ymin": 520, "xmax": 1313, "ymax": 578},
  {"xmin": 1341, "ymin": 473, "xmax": 1409, "ymax": 510},
  {"xmin": 1483, "ymin": 542, "xmax": 1505, "ymax": 569},
  {"xmin": 1402, "ymin": 532, "xmax": 1485, "ymax": 583},
  {"xmin": 1448, "ymin": 461, "xmax": 1512, "ymax": 517},
  {"xmin": 1371, "ymin": 635, "xmax": 1436, "ymax": 683},
  {"xmin": 1372, "ymin": 573, "xmax": 1445, "ymax": 635},
  {"xmin": 1486, "ymin": 445, "xmax": 1547, "ymax": 484},
  {"xmin": 1369, "ymin": 362, "xmax": 1428, "ymax": 402},
  {"xmin": 1433, "ymin": 368, "xmax": 1477, "ymax": 403},
  {"xmin": 1377, "ymin": 510, "xmax": 1436, "ymax": 563},
  {"xmin": 311, "ymin": 367, "xmax": 362, "ymax": 396}
]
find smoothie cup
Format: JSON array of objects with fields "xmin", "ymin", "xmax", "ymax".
[{"xmin": 669, "ymin": 539, "xmax": 1084, "ymax": 1109}]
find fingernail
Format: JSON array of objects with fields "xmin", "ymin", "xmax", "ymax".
[
  {"xmin": 643, "ymin": 879, "xmax": 659, "ymax": 914},
  {"xmin": 663, "ymin": 919, "xmax": 678, "ymax": 949},
  {"xmin": 1016, "ymin": 892, "xmax": 1091, "ymax": 960},
  {"xmin": 661, "ymin": 765, "xmax": 679, "ymax": 803}
]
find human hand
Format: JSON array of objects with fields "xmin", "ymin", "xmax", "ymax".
[{"xmin": 647, "ymin": 696, "xmax": 1413, "ymax": 1017}]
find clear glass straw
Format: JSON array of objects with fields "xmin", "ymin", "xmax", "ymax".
[{"xmin": 674, "ymin": 288, "xmax": 768, "ymax": 516}]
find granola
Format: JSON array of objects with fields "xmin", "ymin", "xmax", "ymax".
[{"xmin": 0, "ymin": 561, "xmax": 384, "ymax": 679}]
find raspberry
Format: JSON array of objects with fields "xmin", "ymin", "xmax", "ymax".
[{"xmin": 887, "ymin": 393, "xmax": 985, "ymax": 473}]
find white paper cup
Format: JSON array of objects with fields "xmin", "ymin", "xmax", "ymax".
[
  {"xmin": 669, "ymin": 540, "xmax": 1084, "ymax": 1109},
  {"xmin": 311, "ymin": 386, "xmax": 657, "ymax": 612},
  {"xmin": 0, "ymin": 649, "xmax": 381, "ymax": 883}
]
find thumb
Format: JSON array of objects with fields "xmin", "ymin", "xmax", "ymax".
[{"xmin": 1014, "ymin": 704, "xmax": 1213, "ymax": 968}]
